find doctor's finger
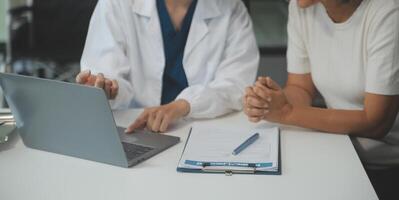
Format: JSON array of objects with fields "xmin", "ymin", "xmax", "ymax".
[
  {"xmin": 159, "ymin": 114, "xmax": 172, "ymax": 133},
  {"xmin": 126, "ymin": 119, "xmax": 147, "ymax": 134},
  {"xmin": 110, "ymin": 80, "xmax": 119, "ymax": 99},
  {"xmin": 95, "ymin": 73, "xmax": 105, "ymax": 89},
  {"xmin": 146, "ymin": 111, "xmax": 156, "ymax": 131},
  {"xmin": 104, "ymin": 80, "xmax": 112, "ymax": 99},
  {"xmin": 151, "ymin": 111, "xmax": 164, "ymax": 133},
  {"xmin": 76, "ymin": 70, "xmax": 91, "ymax": 84},
  {"xmin": 85, "ymin": 74, "xmax": 97, "ymax": 86},
  {"xmin": 125, "ymin": 110, "xmax": 149, "ymax": 133}
]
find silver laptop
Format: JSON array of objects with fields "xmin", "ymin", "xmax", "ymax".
[{"xmin": 0, "ymin": 73, "xmax": 180, "ymax": 168}]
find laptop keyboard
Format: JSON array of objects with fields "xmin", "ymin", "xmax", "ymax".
[{"xmin": 122, "ymin": 142, "xmax": 154, "ymax": 160}]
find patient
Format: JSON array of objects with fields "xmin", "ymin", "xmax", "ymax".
[{"xmin": 244, "ymin": 0, "xmax": 399, "ymax": 199}]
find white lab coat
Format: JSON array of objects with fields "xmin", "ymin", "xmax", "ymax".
[{"xmin": 81, "ymin": 0, "xmax": 259, "ymax": 118}]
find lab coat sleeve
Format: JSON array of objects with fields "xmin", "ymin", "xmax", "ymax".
[
  {"xmin": 177, "ymin": 1, "xmax": 259, "ymax": 119},
  {"xmin": 80, "ymin": 0, "xmax": 134, "ymax": 109}
]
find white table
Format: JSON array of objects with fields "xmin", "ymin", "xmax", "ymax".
[{"xmin": 0, "ymin": 109, "xmax": 378, "ymax": 200}]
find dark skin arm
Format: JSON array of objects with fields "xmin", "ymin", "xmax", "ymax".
[
  {"xmin": 243, "ymin": 74, "xmax": 399, "ymax": 139},
  {"xmin": 282, "ymin": 73, "xmax": 315, "ymax": 107}
]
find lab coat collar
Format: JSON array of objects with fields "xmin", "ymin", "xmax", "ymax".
[
  {"xmin": 132, "ymin": 0, "xmax": 220, "ymax": 67},
  {"xmin": 131, "ymin": 0, "xmax": 222, "ymax": 19}
]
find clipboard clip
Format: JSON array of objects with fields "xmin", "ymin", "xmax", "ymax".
[{"xmin": 201, "ymin": 163, "xmax": 257, "ymax": 176}]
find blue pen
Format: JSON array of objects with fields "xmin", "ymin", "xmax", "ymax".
[{"xmin": 232, "ymin": 133, "xmax": 260, "ymax": 155}]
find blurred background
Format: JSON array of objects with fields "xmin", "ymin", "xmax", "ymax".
[{"xmin": 0, "ymin": 0, "xmax": 289, "ymax": 108}]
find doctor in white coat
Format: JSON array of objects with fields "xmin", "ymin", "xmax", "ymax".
[{"xmin": 76, "ymin": 0, "xmax": 259, "ymax": 133}]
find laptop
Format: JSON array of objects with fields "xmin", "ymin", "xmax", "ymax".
[{"xmin": 0, "ymin": 73, "xmax": 180, "ymax": 168}]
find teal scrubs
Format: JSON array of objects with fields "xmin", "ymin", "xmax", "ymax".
[{"xmin": 157, "ymin": 0, "xmax": 198, "ymax": 105}]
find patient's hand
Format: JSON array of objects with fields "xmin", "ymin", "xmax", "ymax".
[
  {"xmin": 243, "ymin": 86, "xmax": 267, "ymax": 123},
  {"xmin": 125, "ymin": 99, "xmax": 191, "ymax": 133},
  {"xmin": 244, "ymin": 77, "xmax": 292, "ymax": 124},
  {"xmin": 76, "ymin": 70, "xmax": 119, "ymax": 100}
]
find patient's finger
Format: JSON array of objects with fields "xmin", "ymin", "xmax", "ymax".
[
  {"xmin": 253, "ymin": 84, "xmax": 273, "ymax": 102},
  {"xmin": 245, "ymin": 87, "xmax": 257, "ymax": 98},
  {"xmin": 247, "ymin": 96, "xmax": 269, "ymax": 109},
  {"xmin": 246, "ymin": 107, "xmax": 267, "ymax": 118},
  {"xmin": 266, "ymin": 77, "xmax": 282, "ymax": 91},
  {"xmin": 257, "ymin": 77, "xmax": 268, "ymax": 86},
  {"xmin": 249, "ymin": 117, "xmax": 262, "ymax": 123}
]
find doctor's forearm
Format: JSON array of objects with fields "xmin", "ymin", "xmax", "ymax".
[{"xmin": 282, "ymin": 106, "xmax": 388, "ymax": 139}]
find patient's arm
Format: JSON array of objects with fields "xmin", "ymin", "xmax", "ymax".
[
  {"xmin": 244, "ymin": 74, "xmax": 399, "ymax": 139},
  {"xmin": 283, "ymin": 93, "xmax": 399, "ymax": 139},
  {"xmin": 283, "ymin": 73, "xmax": 316, "ymax": 107}
]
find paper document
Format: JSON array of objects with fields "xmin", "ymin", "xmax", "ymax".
[
  {"xmin": 178, "ymin": 124, "xmax": 280, "ymax": 172},
  {"xmin": 0, "ymin": 108, "xmax": 11, "ymax": 115}
]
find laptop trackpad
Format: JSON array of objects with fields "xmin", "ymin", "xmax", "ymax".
[
  {"xmin": 117, "ymin": 127, "xmax": 139, "ymax": 143},
  {"xmin": 116, "ymin": 126, "xmax": 180, "ymax": 149}
]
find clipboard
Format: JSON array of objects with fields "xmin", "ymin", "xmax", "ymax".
[{"xmin": 176, "ymin": 127, "xmax": 282, "ymax": 176}]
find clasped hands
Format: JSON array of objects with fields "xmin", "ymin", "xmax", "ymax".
[
  {"xmin": 243, "ymin": 77, "xmax": 293, "ymax": 124},
  {"xmin": 75, "ymin": 70, "xmax": 190, "ymax": 133}
]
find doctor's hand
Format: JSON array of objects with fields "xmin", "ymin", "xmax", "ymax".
[
  {"xmin": 76, "ymin": 70, "xmax": 119, "ymax": 100},
  {"xmin": 125, "ymin": 99, "xmax": 191, "ymax": 134},
  {"xmin": 244, "ymin": 77, "xmax": 292, "ymax": 124}
]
